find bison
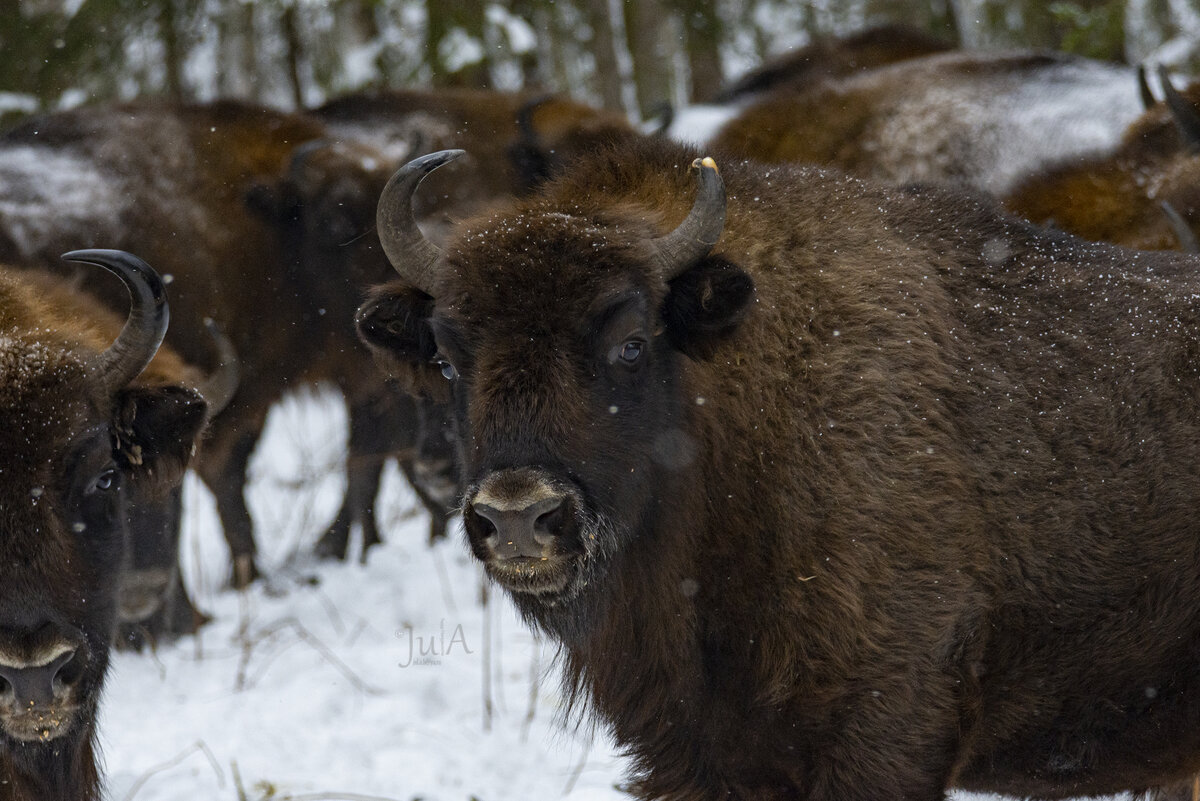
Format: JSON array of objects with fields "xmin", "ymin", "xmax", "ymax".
[
  {"xmin": 0, "ymin": 249, "xmax": 207, "ymax": 801},
  {"xmin": 1006, "ymin": 68, "xmax": 1200, "ymax": 252},
  {"xmin": 0, "ymin": 100, "xmax": 452, "ymax": 586},
  {"xmin": 708, "ymin": 49, "xmax": 1147, "ymax": 194},
  {"xmin": 358, "ymin": 139, "xmax": 1200, "ymax": 800},
  {"xmin": 313, "ymin": 88, "xmax": 634, "ymax": 227},
  {"xmin": 656, "ymin": 24, "xmax": 952, "ymax": 144}
]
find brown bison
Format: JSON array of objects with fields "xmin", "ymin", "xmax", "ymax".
[
  {"xmin": 359, "ymin": 139, "xmax": 1200, "ymax": 800},
  {"xmin": 1006, "ymin": 68, "xmax": 1200, "ymax": 252},
  {"xmin": 709, "ymin": 50, "xmax": 1147, "ymax": 194},
  {"xmin": 0, "ymin": 100, "xmax": 449, "ymax": 586},
  {"xmin": 710, "ymin": 23, "xmax": 952, "ymax": 103},
  {"xmin": 0, "ymin": 250, "xmax": 207, "ymax": 801}
]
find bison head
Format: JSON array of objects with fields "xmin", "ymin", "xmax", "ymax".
[
  {"xmin": 0, "ymin": 251, "xmax": 205, "ymax": 786},
  {"xmin": 246, "ymin": 139, "xmax": 402, "ymax": 332},
  {"xmin": 358, "ymin": 150, "xmax": 753, "ymax": 632}
]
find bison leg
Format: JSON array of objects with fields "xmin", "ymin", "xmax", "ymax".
[
  {"xmin": 799, "ymin": 684, "xmax": 959, "ymax": 801},
  {"xmin": 197, "ymin": 428, "xmax": 261, "ymax": 588},
  {"xmin": 314, "ymin": 395, "xmax": 399, "ymax": 562}
]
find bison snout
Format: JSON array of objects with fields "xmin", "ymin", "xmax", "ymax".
[
  {"xmin": 0, "ymin": 645, "xmax": 82, "ymax": 708},
  {"xmin": 471, "ymin": 495, "xmax": 567, "ymax": 559}
]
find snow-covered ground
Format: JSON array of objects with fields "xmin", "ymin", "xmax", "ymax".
[{"xmin": 96, "ymin": 390, "xmax": 1124, "ymax": 801}]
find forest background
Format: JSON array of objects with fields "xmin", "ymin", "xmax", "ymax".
[{"xmin": 2, "ymin": 0, "xmax": 1200, "ymax": 130}]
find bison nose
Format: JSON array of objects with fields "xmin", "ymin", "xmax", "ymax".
[
  {"xmin": 470, "ymin": 495, "xmax": 568, "ymax": 559},
  {"xmin": 0, "ymin": 645, "xmax": 83, "ymax": 708}
]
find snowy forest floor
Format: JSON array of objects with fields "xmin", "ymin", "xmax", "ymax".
[{"xmin": 97, "ymin": 389, "xmax": 1125, "ymax": 801}]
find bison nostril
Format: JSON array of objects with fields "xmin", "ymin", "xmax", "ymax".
[
  {"xmin": 535, "ymin": 503, "xmax": 566, "ymax": 540},
  {"xmin": 0, "ymin": 674, "xmax": 10, "ymax": 700},
  {"xmin": 53, "ymin": 649, "xmax": 85, "ymax": 692}
]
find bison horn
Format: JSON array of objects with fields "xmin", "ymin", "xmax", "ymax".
[
  {"xmin": 63, "ymin": 249, "xmax": 168, "ymax": 395},
  {"xmin": 1138, "ymin": 64, "xmax": 1155, "ymax": 110},
  {"xmin": 376, "ymin": 149, "xmax": 465, "ymax": 295},
  {"xmin": 1160, "ymin": 201, "xmax": 1200, "ymax": 253},
  {"xmin": 649, "ymin": 156, "xmax": 727, "ymax": 280},
  {"xmin": 199, "ymin": 317, "xmax": 239, "ymax": 419},
  {"xmin": 1157, "ymin": 67, "xmax": 1200, "ymax": 152}
]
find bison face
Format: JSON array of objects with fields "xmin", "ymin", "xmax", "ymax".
[
  {"xmin": 359, "ymin": 152, "xmax": 752, "ymax": 623},
  {"xmin": 246, "ymin": 139, "xmax": 400, "ymax": 334},
  {"xmin": 0, "ymin": 363, "xmax": 204, "ymax": 752}
]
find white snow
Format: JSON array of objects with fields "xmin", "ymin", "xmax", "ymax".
[{"xmin": 95, "ymin": 390, "xmax": 1134, "ymax": 801}]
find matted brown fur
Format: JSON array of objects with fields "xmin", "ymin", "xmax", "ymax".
[
  {"xmin": 363, "ymin": 136, "xmax": 1200, "ymax": 799},
  {"xmin": 1006, "ymin": 82, "xmax": 1200, "ymax": 251}
]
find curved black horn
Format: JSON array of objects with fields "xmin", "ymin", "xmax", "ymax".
[
  {"xmin": 63, "ymin": 249, "xmax": 168, "ymax": 395},
  {"xmin": 1160, "ymin": 201, "xmax": 1200, "ymax": 253},
  {"xmin": 1138, "ymin": 64, "xmax": 1156, "ymax": 110},
  {"xmin": 1157, "ymin": 67, "xmax": 1200, "ymax": 152},
  {"xmin": 199, "ymin": 317, "xmax": 239, "ymax": 419},
  {"xmin": 376, "ymin": 149, "xmax": 465, "ymax": 295},
  {"xmin": 648, "ymin": 157, "xmax": 727, "ymax": 280}
]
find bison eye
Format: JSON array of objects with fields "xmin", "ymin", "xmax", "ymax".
[
  {"xmin": 436, "ymin": 358, "xmax": 459, "ymax": 381},
  {"xmin": 87, "ymin": 468, "xmax": 119, "ymax": 495},
  {"xmin": 612, "ymin": 340, "xmax": 645, "ymax": 365}
]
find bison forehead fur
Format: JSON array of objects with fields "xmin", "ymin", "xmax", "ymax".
[{"xmin": 364, "ymin": 135, "xmax": 1200, "ymax": 801}]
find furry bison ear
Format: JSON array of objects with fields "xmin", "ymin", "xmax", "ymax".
[
  {"xmin": 662, "ymin": 256, "xmax": 755, "ymax": 359},
  {"xmin": 356, "ymin": 282, "xmax": 450, "ymax": 401},
  {"xmin": 113, "ymin": 385, "xmax": 208, "ymax": 497}
]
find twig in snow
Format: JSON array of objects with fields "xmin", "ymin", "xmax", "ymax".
[
  {"xmin": 276, "ymin": 793, "xmax": 404, "ymax": 801},
  {"xmin": 481, "ymin": 579, "xmax": 493, "ymax": 732},
  {"xmin": 120, "ymin": 740, "xmax": 224, "ymax": 801},
  {"xmin": 231, "ymin": 760, "xmax": 248, "ymax": 801},
  {"xmin": 520, "ymin": 631, "xmax": 542, "ymax": 744},
  {"xmin": 562, "ymin": 741, "xmax": 591, "ymax": 797},
  {"xmin": 236, "ymin": 616, "xmax": 384, "ymax": 695},
  {"xmin": 431, "ymin": 546, "xmax": 459, "ymax": 617}
]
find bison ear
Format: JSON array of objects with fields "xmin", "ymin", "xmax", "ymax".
[
  {"xmin": 356, "ymin": 282, "xmax": 450, "ymax": 401},
  {"xmin": 663, "ymin": 256, "xmax": 754, "ymax": 359},
  {"xmin": 114, "ymin": 385, "xmax": 208, "ymax": 496}
]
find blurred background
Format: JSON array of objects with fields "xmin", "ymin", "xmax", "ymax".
[{"xmin": 3, "ymin": 0, "xmax": 1200, "ymax": 129}]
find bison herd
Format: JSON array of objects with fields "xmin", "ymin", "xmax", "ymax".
[{"xmin": 4, "ymin": 22, "xmax": 1200, "ymax": 801}]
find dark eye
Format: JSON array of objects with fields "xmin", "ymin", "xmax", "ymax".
[
  {"xmin": 617, "ymin": 340, "xmax": 644, "ymax": 364},
  {"xmin": 437, "ymin": 359, "xmax": 459, "ymax": 381},
  {"xmin": 88, "ymin": 468, "xmax": 119, "ymax": 495}
]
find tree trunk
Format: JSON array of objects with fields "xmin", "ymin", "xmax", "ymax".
[
  {"xmin": 585, "ymin": 0, "xmax": 626, "ymax": 111},
  {"xmin": 625, "ymin": 0, "xmax": 673, "ymax": 118},
  {"xmin": 282, "ymin": 4, "xmax": 306, "ymax": 108},
  {"xmin": 426, "ymin": 0, "xmax": 491, "ymax": 88},
  {"xmin": 670, "ymin": 0, "xmax": 723, "ymax": 101},
  {"xmin": 158, "ymin": 0, "xmax": 186, "ymax": 100}
]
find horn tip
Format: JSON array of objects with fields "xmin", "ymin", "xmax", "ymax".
[{"xmin": 692, "ymin": 156, "xmax": 720, "ymax": 174}]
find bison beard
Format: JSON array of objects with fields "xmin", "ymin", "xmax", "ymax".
[{"xmin": 360, "ymin": 137, "xmax": 1200, "ymax": 800}]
